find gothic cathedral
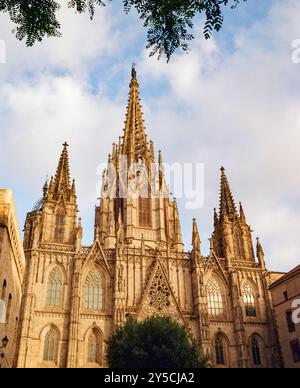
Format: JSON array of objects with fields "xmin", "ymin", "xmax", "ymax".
[{"xmin": 15, "ymin": 69, "xmax": 282, "ymax": 368}]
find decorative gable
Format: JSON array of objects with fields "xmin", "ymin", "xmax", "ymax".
[{"xmin": 137, "ymin": 259, "xmax": 185, "ymax": 325}]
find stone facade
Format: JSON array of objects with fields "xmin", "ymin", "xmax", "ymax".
[
  {"xmin": 270, "ymin": 266, "xmax": 300, "ymax": 368},
  {"xmin": 0, "ymin": 189, "xmax": 26, "ymax": 368},
  {"xmin": 15, "ymin": 69, "xmax": 284, "ymax": 368}
]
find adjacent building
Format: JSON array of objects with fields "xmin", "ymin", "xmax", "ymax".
[
  {"xmin": 15, "ymin": 69, "xmax": 285, "ymax": 368},
  {"xmin": 0, "ymin": 189, "xmax": 26, "ymax": 368},
  {"xmin": 270, "ymin": 266, "xmax": 300, "ymax": 368}
]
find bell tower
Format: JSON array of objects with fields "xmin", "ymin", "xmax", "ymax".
[{"xmin": 24, "ymin": 142, "xmax": 81, "ymax": 251}]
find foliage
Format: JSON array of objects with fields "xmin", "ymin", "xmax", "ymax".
[
  {"xmin": 106, "ymin": 315, "xmax": 210, "ymax": 368},
  {"xmin": 0, "ymin": 0, "xmax": 247, "ymax": 60}
]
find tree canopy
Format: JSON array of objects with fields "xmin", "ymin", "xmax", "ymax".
[
  {"xmin": 106, "ymin": 315, "xmax": 209, "ymax": 368},
  {"xmin": 0, "ymin": 0, "xmax": 247, "ymax": 61}
]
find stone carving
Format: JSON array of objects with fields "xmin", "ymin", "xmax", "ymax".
[
  {"xmin": 117, "ymin": 264, "xmax": 125, "ymax": 292},
  {"xmin": 149, "ymin": 266, "xmax": 170, "ymax": 311}
]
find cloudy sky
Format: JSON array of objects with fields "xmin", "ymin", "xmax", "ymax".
[{"xmin": 0, "ymin": 0, "xmax": 299, "ymax": 272}]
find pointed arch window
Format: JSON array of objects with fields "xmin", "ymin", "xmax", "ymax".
[
  {"xmin": 84, "ymin": 269, "xmax": 104, "ymax": 310},
  {"xmin": 215, "ymin": 335, "xmax": 226, "ymax": 365},
  {"xmin": 243, "ymin": 282, "xmax": 257, "ymax": 317},
  {"xmin": 139, "ymin": 197, "xmax": 151, "ymax": 227},
  {"xmin": 251, "ymin": 336, "xmax": 262, "ymax": 365},
  {"xmin": 207, "ymin": 277, "xmax": 225, "ymax": 317},
  {"xmin": 43, "ymin": 328, "xmax": 59, "ymax": 362},
  {"xmin": 88, "ymin": 333, "xmax": 98, "ymax": 363},
  {"xmin": 47, "ymin": 268, "xmax": 63, "ymax": 307},
  {"xmin": 54, "ymin": 209, "xmax": 65, "ymax": 242}
]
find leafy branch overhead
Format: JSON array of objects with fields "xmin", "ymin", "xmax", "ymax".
[{"xmin": 0, "ymin": 0, "xmax": 247, "ymax": 60}]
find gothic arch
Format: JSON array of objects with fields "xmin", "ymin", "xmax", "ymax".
[
  {"xmin": 45, "ymin": 262, "xmax": 67, "ymax": 285},
  {"xmin": 212, "ymin": 332, "xmax": 231, "ymax": 368},
  {"xmin": 249, "ymin": 333, "xmax": 265, "ymax": 368},
  {"xmin": 45, "ymin": 264, "xmax": 67, "ymax": 308},
  {"xmin": 206, "ymin": 273, "xmax": 228, "ymax": 319},
  {"xmin": 241, "ymin": 279, "xmax": 259, "ymax": 318},
  {"xmin": 82, "ymin": 266, "xmax": 106, "ymax": 312},
  {"xmin": 39, "ymin": 324, "xmax": 61, "ymax": 367},
  {"xmin": 82, "ymin": 239, "xmax": 111, "ymax": 277},
  {"xmin": 83, "ymin": 326, "xmax": 104, "ymax": 368}
]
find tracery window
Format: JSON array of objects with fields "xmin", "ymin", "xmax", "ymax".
[
  {"xmin": 43, "ymin": 328, "xmax": 58, "ymax": 362},
  {"xmin": 84, "ymin": 269, "xmax": 103, "ymax": 310},
  {"xmin": 243, "ymin": 282, "xmax": 257, "ymax": 317},
  {"xmin": 149, "ymin": 266, "xmax": 170, "ymax": 311},
  {"xmin": 47, "ymin": 268, "xmax": 63, "ymax": 307},
  {"xmin": 207, "ymin": 277, "xmax": 225, "ymax": 317}
]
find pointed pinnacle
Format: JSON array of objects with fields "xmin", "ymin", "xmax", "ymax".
[
  {"xmin": 219, "ymin": 166, "xmax": 237, "ymax": 222},
  {"xmin": 52, "ymin": 142, "xmax": 71, "ymax": 200}
]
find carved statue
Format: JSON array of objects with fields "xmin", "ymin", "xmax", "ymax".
[{"xmin": 118, "ymin": 265, "xmax": 125, "ymax": 292}]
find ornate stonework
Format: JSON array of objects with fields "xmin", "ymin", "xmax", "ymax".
[
  {"xmin": 14, "ymin": 69, "xmax": 285, "ymax": 369},
  {"xmin": 149, "ymin": 266, "xmax": 171, "ymax": 311}
]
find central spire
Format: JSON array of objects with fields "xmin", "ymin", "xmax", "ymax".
[
  {"xmin": 52, "ymin": 142, "xmax": 71, "ymax": 197},
  {"xmin": 121, "ymin": 66, "xmax": 149, "ymax": 163}
]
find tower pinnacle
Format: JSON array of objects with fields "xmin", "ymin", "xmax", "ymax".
[
  {"xmin": 50, "ymin": 142, "xmax": 72, "ymax": 200},
  {"xmin": 121, "ymin": 66, "xmax": 149, "ymax": 163},
  {"xmin": 219, "ymin": 166, "xmax": 237, "ymax": 222},
  {"xmin": 131, "ymin": 63, "xmax": 137, "ymax": 80}
]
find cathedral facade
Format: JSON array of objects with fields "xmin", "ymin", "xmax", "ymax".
[{"xmin": 15, "ymin": 69, "xmax": 283, "ymax": 368}]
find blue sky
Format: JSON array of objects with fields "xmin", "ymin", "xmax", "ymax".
[{"xmin": 0, "ymin": 0, "xmax": 300, "ymax": 272}]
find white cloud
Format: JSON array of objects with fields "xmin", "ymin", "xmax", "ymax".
[
  {"xmin": 137, "ymin": 0, "xmax": 300, "ymax": 272},
  {"xmin": 0, "ymin": 0, "xmax": 299, "ymax": 272}
]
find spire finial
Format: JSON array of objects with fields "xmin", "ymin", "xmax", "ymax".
[
  {"xmin": 131, "ymin": 63, "xmax": 137, "ymax": 80},
  {"xmin": 192, "ymin": 218, "xmax": 201, "ymax": 253}
]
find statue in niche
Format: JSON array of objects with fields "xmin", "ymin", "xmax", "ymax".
[
  {"xmin": 32, "ymin": 218, "xmax": 41, "ymax": 249},
  {"xmin": 118, "ymin": 265, "xmax": 125, "ymax": 292}
]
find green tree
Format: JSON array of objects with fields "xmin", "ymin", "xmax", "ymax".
[
  {"xmin": 106, "ymin": 315, "xmax": 210, "ymax": 368},
  {"xmin": 0, "ymin": 0, "xmax": 247, "ymax": 61}
]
